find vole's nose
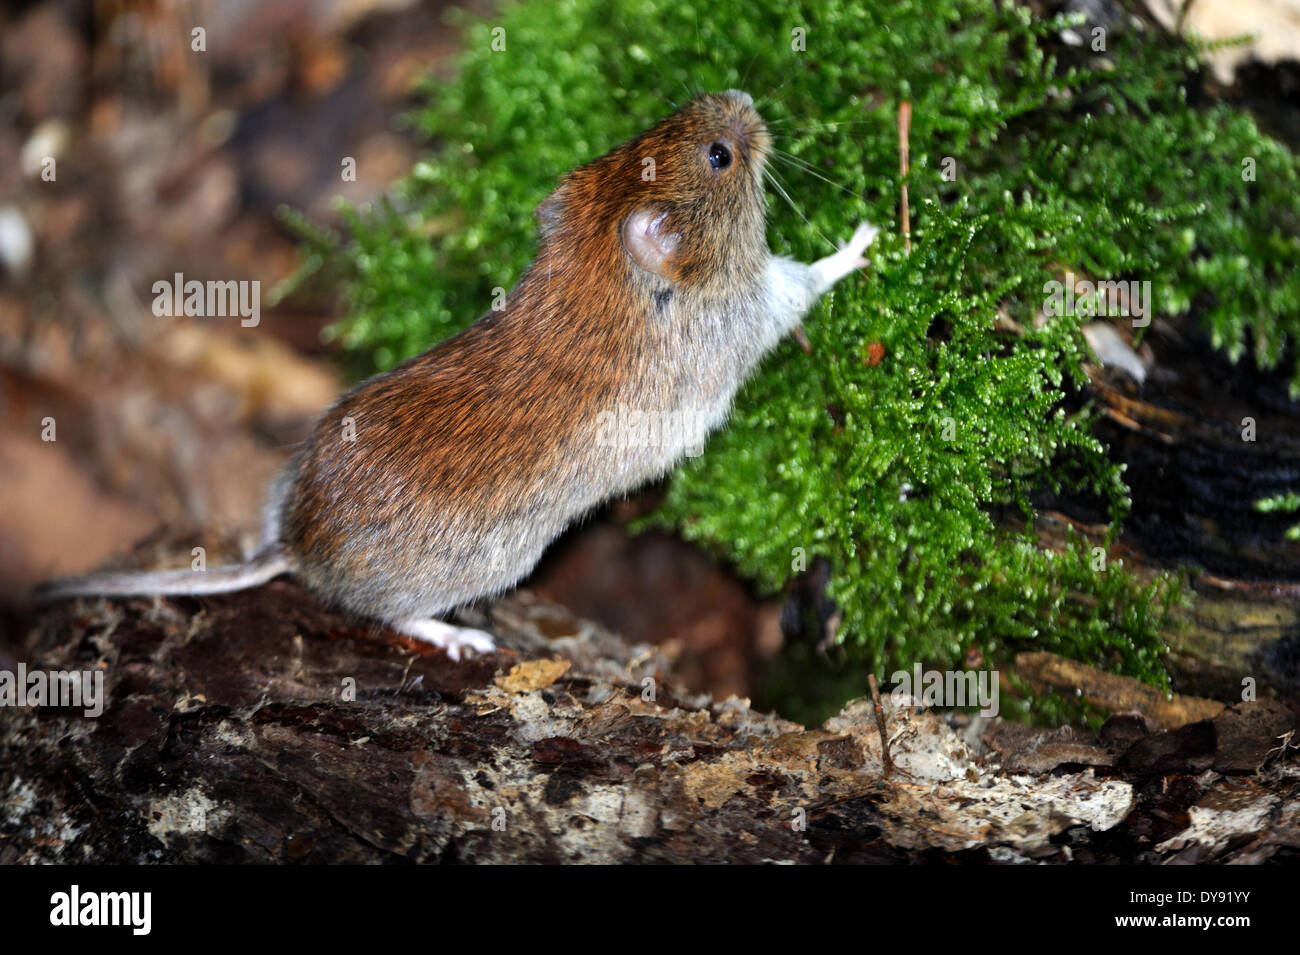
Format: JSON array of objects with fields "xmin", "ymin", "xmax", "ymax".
[{"xmin": 723, "ymin": 89, "xmax": 754, "ymax": 108}]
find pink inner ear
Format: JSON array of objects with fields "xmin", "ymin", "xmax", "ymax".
[{"xmin": 622, "ymin": 208, "xmax": 680, "ymax": 278}]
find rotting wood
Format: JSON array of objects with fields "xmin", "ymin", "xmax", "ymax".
[{"xmin": 3, "ymin": 583, "xmax": 1297, "ymax": 864}]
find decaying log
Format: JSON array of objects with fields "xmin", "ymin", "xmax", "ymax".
[
  {"xmin": 2, "ymin": 582, "xmax": 1298, "ymax": 864},
  {"xmin": 1014, "ymin": 651, "xmax": 1225, "ymax": 729},
  {"xmin": 1030, "ymin": 510, "xmax": 1300, "ymax": 702}
]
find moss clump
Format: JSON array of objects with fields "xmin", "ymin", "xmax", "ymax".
[
  {"xmin": 1255, "ymin": 491, "xmax": 1300, "ymax": 541},
  {"xmin": 289, "ymin": 0, "xmax": 1300, "ymax": 720}
]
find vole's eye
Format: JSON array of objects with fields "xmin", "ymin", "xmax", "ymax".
[{"xmin": 708, "ymin": 141, "xmax": 732, "ymax": 170}]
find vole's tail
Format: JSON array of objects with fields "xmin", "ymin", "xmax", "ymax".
[{"xmin": 33, "ymin": 549, "xmax": 293, "ymax": 603}]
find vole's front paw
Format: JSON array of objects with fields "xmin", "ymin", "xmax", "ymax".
[
  {"xmin": 811, "ymin": 221, "xmax": 879, "ymax": 293},
  {"xmin": 844, "ymin": 221, "xmax": 879, "ymax": 261}
]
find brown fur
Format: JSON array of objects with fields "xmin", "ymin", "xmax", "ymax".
[
  {"xmin": 40, "ymin": 90, "xmax": 877, "ymax": 645},
  {"xmin": 282, "ymin": 92, "xmax": 778, "ymax": 621}
]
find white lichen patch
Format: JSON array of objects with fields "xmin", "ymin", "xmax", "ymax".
[
  {"xmin": 213, "ymin": 719, "xmax": 253, "ymax": 749},
  {"xmin": 826, "ymin": 696, "xmax": 979, "ymax": 782},
  {"xmin": 1156, "ymin": 799, "xmax": 1279, "ymax": 856},
  {"xmin": 551, "ymin": 785, "xmax": 658, "ymax": 861},
  {"xmin": 881, "ymin": 771, "xmax": 1133, "ymax": 852},
  {"xmin": 4, "ymin": 777, "xmax": 38, "ymax": 825},
  {"xmin": 146, "ymin": 788, "xmax": 227, "ymax": 843},
  {"xmin": 4, "ymin": 777, "xmax": 86, "ymax": 861},
  {"xmin": 823, "ymin": 696, "xmax": 1134, "ymax": 852}
]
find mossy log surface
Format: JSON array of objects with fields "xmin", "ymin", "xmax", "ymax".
[
  {"xmin": 1030, "ymin": 328, "xmax": 1300, "ymax": 703},
  {"xmin": 3, "ymin": 585, "xmax": 1297, "ymax": 864}
]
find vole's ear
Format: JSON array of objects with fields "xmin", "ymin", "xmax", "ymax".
[
  {"xmin": 536, "ymin": 183, "xmax": 570, "ymax": 241},
  {"xmin": 621, "ymin": 207, "xmax": 681, "ymax": 279}
]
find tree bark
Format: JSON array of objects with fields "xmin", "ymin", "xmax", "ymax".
[{"xmin": 3, "ymin": 582, "xmax": 1297, "ymax": 864}]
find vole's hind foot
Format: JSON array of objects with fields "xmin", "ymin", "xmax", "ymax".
[{"xmin": 392, "ymin": 617, "xmax": 496, "ymax": 662}]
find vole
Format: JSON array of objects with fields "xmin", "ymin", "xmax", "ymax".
[{"xmin": 38, "ymin": 89, "xmax": 878, "ymax": 659}]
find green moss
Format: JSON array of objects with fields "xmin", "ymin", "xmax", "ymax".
[
  {"xmin": 1255, "ymin": 491, "xmax": 1300, "ymax": 541},
  {"xmin": 287, "ymin": 0, "xmax": 1300, "ymax": 721}
]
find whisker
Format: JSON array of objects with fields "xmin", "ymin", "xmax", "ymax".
[
  {"xmin": 738, "ymin": 50, "xmax": 761, "ymax": 94},
  {"xmin": 756, "ymin": 69, "xmax": 799, "ymax": 111},
  {"xmin": 692, "ymin": 9, "xmax": 705, "ymax": 91},
  {"xmin": 767, "ymin": 120, "xmax": 883, "ymax": 134},
  {"xmin": 763, "ymin": 166, "xmax": 835, "ymax": 250},
  {"xmin": 773, "ymin": 118, "xmax": 883, "ymax": 127},
  {"xmin": 770, "ymin": 150, "xmax": 864, "ymax": 200},
  {"xmin": 610, "ymin": 11, "xmax": 681, "ymax": 113}
]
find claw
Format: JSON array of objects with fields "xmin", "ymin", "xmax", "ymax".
[
  {"xmin": 392, "ymin": 617, "xmax": 496, "ymax": 661},
  {"xmin": 810, "ymin": 221, "xmax": 878, "ymax": 294}
]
